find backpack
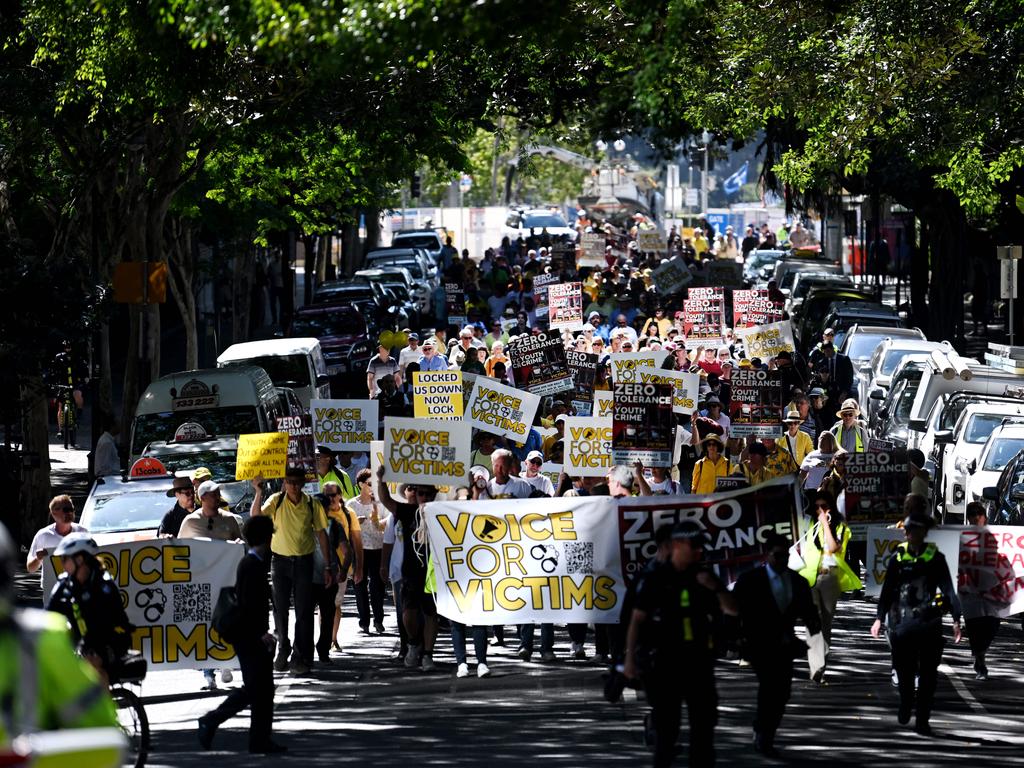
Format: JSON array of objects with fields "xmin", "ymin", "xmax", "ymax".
[{"xmin": 212, "ymin": 585, "xmax": 242, "ymax": 644}]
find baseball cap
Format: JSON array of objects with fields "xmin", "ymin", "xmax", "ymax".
[
  {"xmin": 526, "ymin": 450, "xmax": 545, "ymax": 463},
  {"xmin": 808, "ymin": 387, "xmax": 826, "ymax": 397},
  {"xmin": 197, "ymin": 480, "xmax": 221, "ymax": 498},
  {"xmin": 192, "ymin": 467, "xmax": 212, "ymax": 482}
]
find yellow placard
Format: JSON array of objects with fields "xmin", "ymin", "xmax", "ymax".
[
  {"xmin": 413, "ymin": 371, "xmax": 464, "ymax": 420},
  {"xmin": 235, "ymin": 432, "xmax": 289, "ymax": 480}
]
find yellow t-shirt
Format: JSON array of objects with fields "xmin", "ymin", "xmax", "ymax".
[{"xmin": 262, "ymin": 491, "xmax": 328, "ymax": 557}]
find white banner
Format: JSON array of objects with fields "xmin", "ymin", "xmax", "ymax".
[
  {"xmin": 957, "ymin": 526, "xmax": 1024, "ymax": 618},
  {"xmin": 864, "ymin": 526, "xmax": 961, "ymax": 598},
  {"xmin": 424, "ymin": 496, "xmax": 626, "ymax": 624},
  {"xmin": 310, "ymin": 399, "xmax": 379, "ymax": 452},
  {"xmin": 735, "ymin": 320, "xmax": 796, "ymax": 360},
  {"xmin": 382, "ymin": 417, "xmax": 471, "ymax": 487},
  {"xmin": 563, "ymin": 416, "xmax": 613, "ymax": 477},
  {"xmin": 464, "ymin": 378, "xmax": 541, "ymax": 443},
  {"xmin": 633, "ymin": 366, "xmax": 699, "ymax": 415},
  {"xmin": 43, "ymin": 539, "xmax": 244, "ymax": 670},
  {"xmin": 608, "ymin": 351, "xmax": 670, "ymax": 384}
]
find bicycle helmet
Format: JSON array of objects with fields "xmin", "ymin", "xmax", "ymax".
[
  {"xmin": 0, "ymin": 524, "xmax": 16, "ymax": 619},
  {"xmin": 53, "ymin": 532, "xmax": 99, "ymax": 558}
]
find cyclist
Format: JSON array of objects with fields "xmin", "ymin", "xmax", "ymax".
[
  {"xmin": 0, "ymin": 523, "xmax": 120, "ymax": 751},
  {"xmin": 44, "ymin": 533, "xmax": 134, "ymax": 685}
]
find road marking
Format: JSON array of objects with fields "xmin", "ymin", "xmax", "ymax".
[{"xmin": 939, "ymin": 663, "xmax": 987, "ymax": 714}]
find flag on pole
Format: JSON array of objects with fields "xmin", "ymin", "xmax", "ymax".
[{"xmin": 723, "ymin": 161, "xmax": 749, "ymax": 197}]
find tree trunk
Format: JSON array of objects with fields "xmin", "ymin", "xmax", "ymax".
[
  {"xmin": 922, "ymin": 194, "xmax": 967, "ymax": 349},
  {"xmin": 17, "ymin": 378, "xmax": 51, "ymax": 545},
  {"xmin": 365, "ymin": 209, "xmax": 381, "ymax": 252},
  {"xmin": 167, "ymin": 220, "xmax": 199, "ymax": 370},
  {"xmin": 232, "ymin": 241, "xmax": 255, "ymax": 342}
]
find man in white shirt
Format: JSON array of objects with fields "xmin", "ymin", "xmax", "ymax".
[
  {"xmin": 520, "ymin": 450, "xmax": 554, "ymax": 496},
  {"xmin": 471, "ymin": 449, "xmax": 532, "ymax": 499},
  {"xmin": 398, "ymin": 333, "xmax": 422, "ymax": 376},
  {"xmin": 26, "ymin": 495, "xmax": 87, "ymax": 574}
]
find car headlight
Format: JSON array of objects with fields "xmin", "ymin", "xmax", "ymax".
[
  {"xmin": 953, "ymin": 484, "xmax": 964, "ymax": 504},
  {"xmin": 351, "ymin": 342, "xmax": 369, "ymax": 356}
]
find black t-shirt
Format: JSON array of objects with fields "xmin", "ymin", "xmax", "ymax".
[
  {"xmin": 633, "ymin": 561, "xmax": 720, "ymax": 662},
  {"xmin": 157, "ymin": 503, "xmax": 190, "ymax": 537},
  {"xmin": 393, "ymin": 502, "xmax": 427, "ymax": 584}
]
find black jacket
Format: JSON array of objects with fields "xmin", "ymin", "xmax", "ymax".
[
  {"xmin": 877, "ymin": 542, "xmax": 960, "ymax": 638},
  {"xmin": 733, "ymin": 563, "xmax": 821, "ymax": 657},
  {"xmin": 236, "ymin": 550, "xmax": 272, "ymax": 639},
  {"xmin": 46, "ymin": 568, "xmax": 133, "ymax": 659}
]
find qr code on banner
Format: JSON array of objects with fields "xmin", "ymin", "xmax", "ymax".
[
  {"xmin": 563, "ymin": 542, "xmax": 594, "ymax": 575},
  {"xmin": 173, "ymin": 583, "xmax": 212, "ymax": 623}
]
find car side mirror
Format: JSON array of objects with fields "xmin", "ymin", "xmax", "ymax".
[
  {"xmin": 316, "ymin": 373, "xmax": 331, "ymax": 387},
  {"xmin": 1011, "ymin": 483, "xmax": 1024, "ymax": 502},
  {"xmin": 933, "ymin": 430, "xmax": 954, "ymax": 445},
  {"xmin": 968, "ymin": 459, "xmax": 977, "ymax": 475},
  {"xmin": 878, "ymin": 408, "xmax": 889, "ymax": 420},
  {"xmin": 982, "ymin": 486, "xmax": 998, "ymax": 501},
  {"xmin": 869, "ymin": 388, "xmax": 885, "ymax": 400}
]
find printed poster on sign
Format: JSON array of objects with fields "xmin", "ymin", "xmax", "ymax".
[
  {"xmin": 608, "ymin": 351, "xmax": 670, "ymax": 384},
  {"xmin": 636, "ymin": 230, "xmax": 667, "ymax": 253},
  {"xmin": 382, "ymin": 417, "xmax": 471, "ymax": 487},
  {"xmin": 566, "ymin": 349, "xmax": 599, "ymax": 407},
  {"xmin": 843, "ymin": 449, "xmax": 910, "ymax": 537},
  {"xmin": 533, "ymin": 273, "xmax": 560, "ymax": 324},
  {"xmin": 594, "ymin": 389, "xmax": 615, "ymax": 420},
  {"xmin": 507, "ymin": 332, "xmax": 574, "ymax": 396},
  {"xmin": 550, "ymin": 242, "xmax": 577, "ymax": 271},
  {"xmin": 235, "ymin": 432, "xmax": 289, "ymax": 480},
  {"xmin": 579, "ymin": 232, "xmax": 606, "ymax": 267},
  {"xmin": 445, "ymin": 283, "xmax": 467, "ymax": 327},
  {"xmin": 728, "ymin": 368, "xmax": 784, "ymax": 437},
  {"xmin": 633, "ymin": 366, "xmax": 699, "ymax": 415},
  {"xmin": 423, "ymin": 496, "xmax": 626, "ymax": 624},
  {"xmin": 413, "ymin": 371, "xmax": 464, "ymax": 420},
  {"xmin": 465, "ymin": 378, "xmax": 541, "ymax": 443},
  {"xmin": 618, "ymin": 477, "xmax": 802, "ymax": 584},
  {"xmin": 42, "ymin": 539, "xmax": 245, "ymax": 670},
  {"xmin": 735, "ymin": 320, "xmax": 796, "ymax": 360},
  {"xmin": 548, "ymin": 282, "xmax": 583, "ymax": 329},
  {"xmin": 732, "ymin": 289, "xmax": 784, "ymax": 329},
  {"xmin": 370, "ymin": 440, "xmax": 409, "ymax": 503},
  {"xmin": 651, "ymin": 258, "xmax": 692, "ymax": 296},
  {"xmin": 612, "ymin": 382, "xmax": 674, "ymax": 466},
  {"xmin": 957, "ymin": 526, "xmax": 1024, "ymax": 618},
  {"xmin": 706, "ymin": 260, "xmax": 743, "ymax": 288},
  {"xmin": 865, "ymin": 526, "xmax": 960, "ymax": 598},
  {"xmin": 683, "ymin": 286, "xmax": 725, "ymax": 345},
  {"xmin": 311, "ymin": 399, "xmax": 379, "ymax": 452},
  {"xmin": 274, "ymin": 415, "xmax": 316, "ymax": 481},
  {"xmin": 564, "ymin": 416, "xmax": 613, "ymax": 477}
]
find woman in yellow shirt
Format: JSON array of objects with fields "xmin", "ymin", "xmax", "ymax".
[
  {"xmin": 691, "ymin": 433, "xmax": 734, "ymax": 494},
  {"xmin": 781, "ymin": 410, "xmax": 814, "ymax": 465}
]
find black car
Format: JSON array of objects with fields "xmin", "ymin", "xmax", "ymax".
[
  {"xmin": 982, "ymin": 447, "xmax": 1024, "ymax": 525},
  {"xmin": 313, "ymin": 280, "xmax": 409, "ymax": 332}
]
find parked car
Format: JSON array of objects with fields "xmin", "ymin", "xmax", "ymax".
[
  {"xmin": 868, "ymin": 355, "xmax": 931, "ymax": 445},
  {"xmin": 840, "ymin": 324, "xmax": 926, "ymax": 370},
  {"xmin": 141, "ymin": 436, "xmax": 257, "ymax": 513},
  {"xmin": 794, "ymin": 288, "xmax": 877, "ymax": 349},
  {"xmin": 820, "ymin": 303, "xmax": 903, "ymax": 350},
  {"xmin": 313, "ymin": 279, "xmax": 409, "ymax": 332},
  {"xmin": 353, "ymin": 265, "xmax": 426, "ymax": 312},
  {"xmin": 772, "ymin": 257, "xmax": 842, "ymax": 294},
  {"xmin": 289, "ymin": 304, "xmax": 373, "ymax": 383},
  {"xmin": 785, "ymin": 273, "xmax": 854, "ymax": 317},
  {"xmin": 217, "ymin": 337, "xmax": 330, "ymax": 410},
  {"xmin": 391, "ymin": 229, "xmax": 444, "ymax": 263},
  {"xmin": 504, "ymin": 208, "xmax": 575, "ymax": 242},
  {"xmin": 743, "ymin": 249, "xmax": 786, "ymax": 285},
  {"xmin": 965, "ymin": 423, "xmax": 1024, "ymax": 508},
  {"xmin": 365, "ymin": 247, "xmax": 439, "ymax": 285},
  {"xmin": 861, "ymin": 338, "xmax": 950, "ymax": 420},
  {"xmin": 982, "ymin": 447, "xmax": 1024, "ymax": 525}
]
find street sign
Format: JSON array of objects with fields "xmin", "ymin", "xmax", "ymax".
[
  {"xmin": 685, "ymin": 188, "xmax": 700, "ymax": 207},
  {"xmin": 997, "ymin": 245, "xmax": 1022, "ymax": 260},
  {"xmin": 1001, "ymin": 258, "xmax": 1018, "ymax": 300}
]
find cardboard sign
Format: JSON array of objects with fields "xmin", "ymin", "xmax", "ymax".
[
  {"xmin": 732, "ymin": 289, "xmax": 783, "ymax": 329},
  {"xmin": 636, "ymin": 231, "xmax": 668, "ymax": 253},
  {"xmin": 608, "ymin": 351, "xmax": 670, "ymax": 384},
  {"xmin": 612, "ymin": 382, "xmax": 674, "ymax": 467},
  {"xmin": 424, "ymin": 496, "xmax": 626, "ymax": 624},
  {"xmin": 706, "ymin": 260, "xmax": 743, "ymax": 287},
  {"xmin": 507, "ymin": 332, "xmax": 574, "ymax": 396},
  {"xmin": 548, "ymin": 282, "xmax": 584, "ymax": 329},
  {"xmin": 580, "ymin": 232, "xmax": 606, "ymax": 267},
  {"xmin": 465, "ymin": 378, "xmax": 541, "ymax": 443},
  {"xmin": 445, "ymin": 283, "xmax": 467, "ymax": 327},
  {"xmin": 651, "ymin": 258, "xmax": 692, "ymax": 296},
  {"xmin": 382, "ymin": 417, "xmax": 472, "ymax": 487},
  {"xmin": 275, "ymin": 414, "xmax": 315, "ymax": 482},
  {"xmin": 958, "ymin": 526, "xmax": 1024, "ymax": 618},
  {"xmin": 235, "ymin": 432, "xmax": 289, "ymax": 480},
  {"xmin": 865, "ymin": 526, "xmax": 961, "ymax": 598},
  {"xmin": 566, "ymin": 349, "xmax": 599, "ymax": 403},
  {"xmin": 683, "ymin": 287, "xmax": 725, "ymax": 345},
  {"xmin": 594, "ymin": 389, "xmax": 615, "ymax": 420},
  {"xmin": 843, "ymin": 449, "xmax": 910, "ymax": 535},
  {"xmin": 736, "ymin": 320, "xmax": 797, "ymax": 360},
  {"xmin": 564, "ymin": 416, "xmax": 614, "ymax": 477},
  {"xmin": 310, "ymin": 399, "xmax": 379, "ymax": 452},
  {"xmin": 633, "ymin": 366, "xmax": 699, "ymax": 415},
  {"xmin": 728, "ymin": 368, "xmax": 784, "ymax": 437},
  {"xmin": 413, "ymin": 371, "xmax": 464, "ymax": 420},
  {"xmin": 533, "ymin": 273, "xmax": 560, "ymax": 324}
]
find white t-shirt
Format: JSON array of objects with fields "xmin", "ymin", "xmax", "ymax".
[
  {"xmin": 521, "ymin": 473, "xmax": 555, "ymax": 497},
  {"xmin": 383, "ymin": 516, "xmax": 404, "ymax": 585},
  {"xmin": 29, "ymin": 523, "xmax": 87, "ymax": 581},
  {"xmin": 647, "ymin": 477, "xmax": 678, "ymax": 495},
  {"xmin": 345, "ymin": 497, "xmax": 390, "ymax": 550},
  {"xmin": 482, "ymin": 476, "xmax": 533, "ymax": 499},
  {"xmin": 398, "ymin": 345, "xmax": 422, "ymax": 374}
]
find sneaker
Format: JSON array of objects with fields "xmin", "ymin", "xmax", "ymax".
[
  {"xmin": 405, "ymin": 645, "xmax": 422, "ymax": 668},
  {"xmin": 571, "ymin": 642, "xmax": 587, "ymax": 660},
  {"xmin": 516, "ymin": 647, "xmax": 532, "ymax": 662},
  {"xmin": 288, "ymin": 658, "xmax": 310, "ymax": 676},
  {"xmin": 891, "ymin": 669, "xmax": 899, "ymax": 688},
  {"xmin": 974, "ymin": 660, "xmax": 988, "ymax": 680},
  {"xmin": 273, "ymin": 654, "xmax": 289, "ymax": 673},
  {"xmin": 375, "ymin": 620, "xmax": 386, "ymax": 634},
  {"xmin": 457, "ymin": 662, "xmax": 470, "ymax": 678},
  {"xmin": 360, "ymin": 624, "xmax": 371, "ymax": 635},
  {"xmin": 540, "ymin": 650, "xmax": 556, "ymax": 663},
  {"xmin": 202, "ymin": 671, "xmax": 218, "ymax": 691},
  {"xmin": 898, "ymin": 704, "xmax": 912, "ymax": 726},
  {"xmin": 477, "ymin": 662, "xmax": 491, "ymax": 678},
  {"xmin": 219, "ymin": 669, "xmax": 233, "ymax": 685},
  {"xmin": 421, "ymin": 653, "xmax": 435, "ymax": 671}
]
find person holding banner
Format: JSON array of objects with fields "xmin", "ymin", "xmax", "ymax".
[
  {"xmin": 27, "ymin": 494, "xmax": 88, "ymax": 576},
  {"xmin": 317, "ymin": 482, "xmax": 356, "ymax": 657},
  {"xmin": 871, "ymin": 513, "xmax": 962, "ymax": 735},
  {"xmin": 963, "ymin": 502, "xmax": 1001, "ymax": 680}
]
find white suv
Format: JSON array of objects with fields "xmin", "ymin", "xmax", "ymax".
[{"xmin": 965, "ymin": 423, "xmax": 1024, "ymax": 513}]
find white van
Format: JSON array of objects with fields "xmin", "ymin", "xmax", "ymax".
[
  {"xmin": 129, "ymin": 366, "xmax": 283, "ymax": 460},
  {"xmin": 217, "ymin": 338, "xmax": 329, "ymax": 410}
]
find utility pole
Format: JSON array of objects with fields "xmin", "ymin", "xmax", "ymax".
[{"xmin": 701, "ymin": 131, "xmax": 711, "ymax": 215}]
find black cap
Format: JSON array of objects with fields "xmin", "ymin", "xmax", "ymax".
[
  {"xmin": 316, "ymin": 445, "xmax": 335, "ymax": 458},
  {"xmin": 285, "ymin": 465, "xmax": 307, "ymax": 480},
  {"xmin": 671, "ymin": 521, "xmax": 709, "ymax": 544},
  {"xmin": 903, "ymin": 513, "xmax": 935, "ymax": 530}
]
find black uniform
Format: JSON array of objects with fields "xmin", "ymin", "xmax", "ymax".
[
  {"xmin": 634, "ymin": 561, "xmax": 721, "ymax": 768},
  {"xmin": 45, "ymin": 567, "xmax": 132, "ymax": 669},
  {"xmin": 877, "ymin": 542, "xmax": 960, "ymax": 729}
]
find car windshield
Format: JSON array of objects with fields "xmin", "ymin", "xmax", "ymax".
[
  {"xmin": 147, "ymin": 449, "xmax": 237, "ymax": 479},
  {"xmin": 369, "ymin": 259, "xmax": 424, "ymax": 279},
  {"xmin": 522, "ymin": 213, "xmax": 568, "ymax": 229},
  {"xmin": 881, "ymin": 348, "xmax": 918, "ymax": 376},
  {"xmin": 890, "ymin": 371, "xmax": 923, "ymax": 426},
  {"xmin": 223, "ymin": 355, "xmax": 309, "ymax": 389},
  {"xmin": 983, "ymin": 437, "xmax": 1024, "ymax": 471},
  {"xmin": 292, "ymin": 310, "xmax": 365, "ymax": 336},
  {"xmin": 846, "ymin": 334, "xmax": 889, "ymax": 362},
  {"xmin": 793, "ymin": 277, "xmax": 850, "ymax": 300},
  {"xmin": 393, "ymin": 235, "xmax": 439, "ymax": 249},
  {"xmin": 132, "ymin": 407, "xmax": 260, "ymax": 456},
  {"xmin": 314, "ymin": 285, "xmax": 376, "ymax": 304},
  {"xmin": 967, "ymin": 414, "xmax": 1011, "ymax": 444},
  {"xmin": 82, "ymin": 491, "xmax": 169, "ymax": 533}
]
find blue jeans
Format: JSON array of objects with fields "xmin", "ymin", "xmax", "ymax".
[
  {"xmin": 451, "ymin": 622, "xmax": 487, "ymax": 665},
  {"xmin": 518, "ymin": 623, "xmax": 553, "ymax": 654}
]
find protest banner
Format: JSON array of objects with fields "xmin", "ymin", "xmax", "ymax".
[
  {"xmin": 461, "ymin": 371, "xmax": 480, "ymax": 410},
  {"xmin": 548, "ymin": 282, "xmax": 583, "ymax": 329},
  {"xmin": 370, "ymin": 439, "xmax": 407, "ymax": 502},
  {"xmin": 843, "ymin": 448, "xmax": 910, "ymax": 537},
  {"xmin": 594, "ymin": 389, "xmax": 615, "ymax": 420},
  {"xmin": 958, "ymin": 526, "xmax": 1024, "ymax": 618},
  {"xmin": 382, "ymin": 417, "xmax": 471, "ymax": 487},
  {"xmin": 43, "ymin": 539, "xmax": 244, "ymax": 670},
  {"xmin": 465, "ymin": 378, "xmax": 540, "ymax": 443},
  {"xmin": 651, "ymin": 258, "xmax": 692, "ymax": 296},
  {"xmin": 310, "ymin": 399, "xmax": 379, "ymax": 452},
  {"xmin": 413, "ymin": 371, "xmax": 464, "ymax": 420},
  {"xmin": 612, "ymin": 382, "xmax": 674, "ymax": 466},
  {"xmin": 728, "ymin": 368, "xmax": 784, "ymax": 437},
  {"xmin": 608, "ymin": 351, "xmax": 670, "ymax": 384},
  {"xmin": 533, "ymin": 273, "xmax": 560, "ymax": 324},
  {"xmin": 566, "ymin": 349, "xmax": 599, "ymax": 413},
  {"xmin": 564, "ymin": 416, "xmax": 613, "ymax": 477},
  {"xmin": 637, "ymin": 230, "xmax": 667, "ymax": 253},
  {"xmin": 550, "ymin": 241, "xmax": 577, "ymax": 271},
  {"xmin": 507, "ymin": 332, "xmax": 574, "ymax": 396},
  {"xmin": 235, "ymin": 432, "xmax": 289, "ymax": 480},
  {"xmin": 865, "ymin": 526, "xmax": 960, "ymax": 598},
  {"xmin": 716, "ymin": 476, "xmax": 749, "ymax": 491},
  {"xmin": 445, "ymin": 283, "xmax": 467, "ymax": 327},
  {"xmin": 706, "ymin": 260, "xmax": 743, "ymax": 287},
  {"xmin": 540, "ymin": 462, "xmax": 563, "ymax": 488},
  {"xmin": 618, "ymin": 477, "xmax": 802, "ymax": 583},
  {"xmin": 732, "ymin": 289, "xmax": 783, "ymax": 328},
  {"xmin": 424, "ymin": 496, "xmax": 626, "ymax": 624},
  {"xmin": 580, "ymin": 232, "xmax": 606, "ymax": 267},
  {"xmin": 274, "ymin": 414, "xmax": 315, "ymax": 481},
  {"xmin": 683, "ymin": 287, "xmax": 725, "ymax": 345},
  {"xmin": 633, "ymin": 366, "xmax": 699, "ymax": 415},
  {"xmin": 735, "ymin": 320, "xmax": 796, "ymax": 360}
]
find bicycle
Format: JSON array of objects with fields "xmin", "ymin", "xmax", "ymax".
[
  {"xmin": 109, "ymin": 652, "xmax": 150, "ymax": 768},
  {"xmin": 54, "ymin": 384, "xmax": 78, "ymax": 449}
]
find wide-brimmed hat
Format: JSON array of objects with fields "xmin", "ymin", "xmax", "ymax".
[
  {"xmin": 836, "ymin": 398, "xmax": 861, "ymax": 418},
  {"xmin": 783, "ymin": 410, "xmax": 804, "ymax": 424},
  {"xmin": 702, "ymin": 433, "xmax": 725, "ymax": 448},
  {"xmin": 166, "ymin": 476, "xmax": 194, "ymax": 498}
]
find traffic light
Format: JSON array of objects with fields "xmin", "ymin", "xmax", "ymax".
[{"xmin": 411, "ymin": 174, "xmax": 421, "ymax": 199}]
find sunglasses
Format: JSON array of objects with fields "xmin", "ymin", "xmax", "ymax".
[
  {"xmin": 54, "ymin": 505, "xmax": 74, "ymax": 511},
  {"xmin": 528, "ymin": 458, "xmax": 543, "ymax": 465},
  {"xmin": 207, "ymin": 517, "xmax": 215, "ymax": 531}
]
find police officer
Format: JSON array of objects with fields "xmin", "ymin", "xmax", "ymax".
[
  {"xmin": 871, "ymin": 513, "xmax": 961, "ymax": 735},
  {"xmin": 624, "ymin": 521, "xmax": 737, "ymax": 767}
]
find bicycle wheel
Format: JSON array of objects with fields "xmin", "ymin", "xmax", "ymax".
[{"xmin": 111, "ymin": 686, "xmax": 149, "ymax": 768}]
